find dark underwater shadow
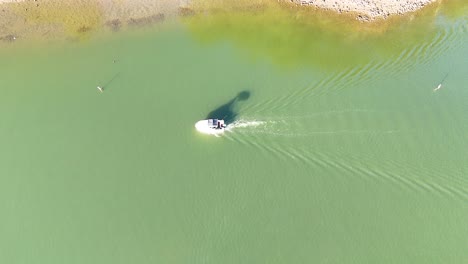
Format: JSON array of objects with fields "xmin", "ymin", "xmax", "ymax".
[{"xmin": 206, "ymin": 90, "xmax": 250, "ymax": 124}]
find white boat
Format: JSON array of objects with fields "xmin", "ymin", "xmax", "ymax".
[{"xmin": 195, "ymin": 119, "xmax": 227, "ymax": 135}]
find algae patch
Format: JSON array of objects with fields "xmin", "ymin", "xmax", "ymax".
[{"xmin": 182, "ymin": 0, "xmax": 463, "ymax": 69}]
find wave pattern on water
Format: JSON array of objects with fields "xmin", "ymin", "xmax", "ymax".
[
  {"xmin": 228, "ymin": 123, "xmax": 468, "ymax": 202},
  {"xmin": 226, "ymin": 119, "xmax": 401, "ymax": 143},
  {"xmin": 222, "ymin": 17, "xmax": 468, "ymax": 201},
  {"xmin": 377, "ymin": 19, "xmax": 464, "ymax": 80},
  {"xmin": 242, "ymin": 22, "xmax": 464, "ymax": 114}
]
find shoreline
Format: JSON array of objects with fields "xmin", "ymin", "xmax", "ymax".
[
  {"xmin": 0, "ymin": 0, "xmax": 187, "ymax": 43},
  {"xmin": 294, "ymin": 0, "xmax": 438, "ymax": 21},
  {"xmin": 0, "ymin": 0, "xmax": 440, "ymax": 20},
  {"xmin": 0, "ymin": 0, "xmax": 443, "ymax": 44}
]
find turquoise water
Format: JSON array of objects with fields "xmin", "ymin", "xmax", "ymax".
[{"xmin": 0, "ymin": 5, "xmax": 467, "ymax": 263}]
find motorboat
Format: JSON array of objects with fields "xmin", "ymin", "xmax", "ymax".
[{"xmin": 195, "ymin": 119, "xmax": 227, "ymax": 135}]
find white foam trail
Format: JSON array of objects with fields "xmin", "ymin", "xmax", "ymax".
[
  {"xmin": 260, "ymin": 109, "xmax": 377, "ymax": 121},
  {"xmin": 249, "ymin": 129, "xmax": 400, "ymax": 137},
  {"xmin": 227, "ymin": 120, "xmax": 266, "ymax": 129},
  {"xmin": 225, "ymin": 117, "xmax": 399, "ymax": 138},
  {"xmin": 201, "ymin": 113, "xmax": 399, "ymax": 138}
]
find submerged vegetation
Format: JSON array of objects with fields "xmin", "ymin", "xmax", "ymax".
[{"xmin": 182, "ymin": 0, "xmax": 467, "ymax": 69}]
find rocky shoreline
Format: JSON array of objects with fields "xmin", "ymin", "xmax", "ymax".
[{"xmin": 295, "ymin": 0, "xmax": 437, "ymax": 21}]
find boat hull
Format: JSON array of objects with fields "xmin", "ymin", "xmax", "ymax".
[{"xmin": 195, "ymin": 120, "xmax": 225, "ymax": 135}]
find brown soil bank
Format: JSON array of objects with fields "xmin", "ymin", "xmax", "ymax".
[
  {"xmin": 0, "ymin": 0, "xmax": 188, "ymax": 42},
  {"xmin": 0, "ymin": 0, "xmax": 451, "ymax": 43},
  {"xmin": 294, "ymin": 0, "xmax": 438, "ymax": 20}
]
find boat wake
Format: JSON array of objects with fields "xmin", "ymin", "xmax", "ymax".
[
  {"xmin": 224, "ymin": 110, "xmax": 400, "ymax": 138},
  {"xmin": 226, "ymin": 120, "xmax": 267, "ymax": 129},
  {"xmin": 198, "ymin": 109, "xmax": 400, "ymax": 138}
]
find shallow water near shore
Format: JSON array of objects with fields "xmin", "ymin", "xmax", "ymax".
[{"xmin": 0, "ymin": 4, "xmax": 467, "ymax": 263}]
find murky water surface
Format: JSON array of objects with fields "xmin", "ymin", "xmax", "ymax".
[{"xmin": 0, "ymin": 1, "xmax": 467, "ymax": 263}]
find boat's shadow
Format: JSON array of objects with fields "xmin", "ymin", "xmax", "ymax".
[{"xmin": 206, "ymin": 90, "xmax": 250, "ymax": 124}]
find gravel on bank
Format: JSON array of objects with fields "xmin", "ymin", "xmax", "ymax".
[{"xmin": 294, "ymin": 0, "xmax": 437, "ymax": 20}]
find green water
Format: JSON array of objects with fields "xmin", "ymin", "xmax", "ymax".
[{"xmin": 1, "ymin": 7, "xmax": 467, "ymax": 264}]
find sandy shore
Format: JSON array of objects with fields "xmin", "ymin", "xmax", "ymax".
[
  {"xmin": 295, "ymin": 0, "xmax": 437, "ymax": 20},
  {"xmin": 0, "ymin": 0, "xmax": 440, "ymax": 43},
  {"xmin": 0, "ymin": 0, "xmax": 189, "ymax": 42}
]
